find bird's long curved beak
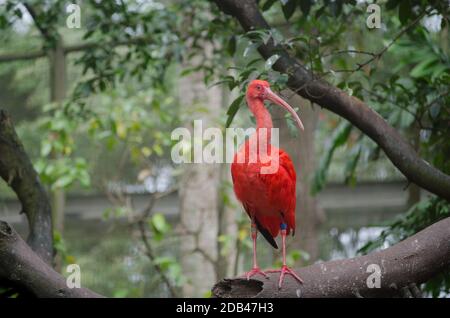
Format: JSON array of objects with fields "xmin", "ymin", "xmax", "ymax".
[{"xmin": 264, "ymin": 88, "xmax": 304, "ymax": 131}]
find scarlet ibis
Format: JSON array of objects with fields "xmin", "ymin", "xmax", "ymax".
[{"xmin": 231, "ymin": 79, "xmax": 305, "ymax": 289}]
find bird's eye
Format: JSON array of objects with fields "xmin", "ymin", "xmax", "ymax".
[{"xmin": 256, "ymin": 85, "xmax": 261, "ymax": 90}]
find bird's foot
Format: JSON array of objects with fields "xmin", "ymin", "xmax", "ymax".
[
  {"xmin": 265, "ymin": 265, "xmax": 304, "ymax": 289},
  {"xmin": 241, "ymin": 267, "xmax": 269, "ymax": 280}
]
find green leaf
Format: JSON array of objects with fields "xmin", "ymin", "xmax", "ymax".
[
  {"xmin": 154, "ymin": 256, "xmax": 174, "ymax": 270},
  {"xmin": 262, "ymin": 0, "xmax": 278, "ymax": 11},
  {"xmin": 153, "ymin": 144, "xmax": 163, "ymax": 156},
  {"xmin": 429, "ymin": 103, "xmax": 441, "ymax": 119},
  {"xmin": 246, "ymin": 58, "xmax": 262, "ymax": 68},
  {"xmin": 78, "ymin": 171, "xmax": 91, "ymax": 187},
  {"xmin": 113, "ymin": 289, "xmax": 129, "ymax": 298},
  {"xmin": 312, "ymin": 122, "xmax": 352, "ymax": 194},
  {"xmin": 398, "ymin": 0, "xmax": 411, "ymax": 25},
  {"xmin": 299, "ymin": 0, "xmax": 312, "ymax": 16},
  {"xmin": 227, "ymin": 36, "xmax": 237, "ymax": 56},
  {"xmin": 245, "ymin": 30, "xmax": 271, "ymax": 44},
  {"xmin": 226, "ymin": 94, "xmax": 245, "ymax": 128},
  {"xmin": 41, "ymin": 140, "xmax": 52, "ymax": 157},
  {"xmin": 290, "ymin": 250, "xmax": 301, "ymax": 261},
  {"xmin": 151, "ymin": 213, "xmax": 170, "ymax": 234},
  {"xmin": 243, "ymin": 42, "xmax": 258, "ymax": 57},
  {"xmin": 344, "ymin": 146, "xmax": 361, "ymax": 186},
  {"xmin": 330, "ymin": 0, "xmax": 343, "ymax": 17},
  {"xmin": 315, "ymin": 5, "xmax": 326, "ymax": 19},
  {"xmin": 52, "ymin": 175, "xmax": 74, "ymax": 189},
  {"xmin": 410, "ymin": 57, "xmax": 438, "ymax": 78},
  {"xmin": 265, "ymin": 54, "xmax": 280, "ymax": 70},
  {"xmin": 430, "ymin": 64, "xmax": 448, "ymax": 80},
  {"xmin": 386, "ymin": 0, "xmax": 401, "ymax": 10},
  {"xmin": 270, "ymin": 28, "xmax": 284, "ymax": 46},
  {"xmin": 14, "ymin": 8, "xmax": 22, "ymax": 19},
  {"xmin": 282, "ymin": 0, "xmax": 297, "ymax": 20},
  {"xmin": 212, "ymin": 75, "xmax": 237, "ymax": 90},
  {"xmin": 238, "ymin": 67, "xmax": 257, "ymax": 81}
]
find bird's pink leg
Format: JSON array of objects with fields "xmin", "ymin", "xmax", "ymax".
[
  {"xmin": 241, "ymin": 222, "xmax": 268, "ymax": 280},
  {"xmin": 265, "ymin": 226, "xmax": 303, "ymax": 289}
]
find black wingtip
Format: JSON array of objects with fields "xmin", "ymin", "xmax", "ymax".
[{"xmin": 255, "ymin": 218, "xmax": 278, "ymax": 249}]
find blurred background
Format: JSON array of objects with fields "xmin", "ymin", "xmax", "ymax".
[{"xmin": 0, "ymin": 0, "xmax": 449, "ymax": 297}]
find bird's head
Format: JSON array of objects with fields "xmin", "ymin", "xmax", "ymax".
[{"xmin": 247, "ymin": 79, "xmax": 304, "ymax": 131}]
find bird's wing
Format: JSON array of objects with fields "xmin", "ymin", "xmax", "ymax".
[
  {"xmin": 242, "ymin": 203, "xmax": 278, "ymax": 249},
  {"xmin": 259, "ymin": 149, "xmax": 297, "ymax": 235},
  {"xmin": 232, "ymin": 148, "xmax": 297, "ymax": 247}
]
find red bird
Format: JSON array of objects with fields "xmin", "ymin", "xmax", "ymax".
[{"xmin": 231, "ymin": 79, "xmax": 304, "ymax": 289}]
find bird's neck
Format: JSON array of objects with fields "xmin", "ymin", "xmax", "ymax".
[
  {"xmin": 247, "ymin": 96, "xmax": 273, "ymax": 149},
  {"xmin": 247, "ymin": 97, "xmax": 273, "ymax": 130}
]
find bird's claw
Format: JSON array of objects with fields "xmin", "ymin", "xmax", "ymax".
[
  {"xmin": 265, "ymin": 265, "xmax": 304, "ymax": 289},
  {"xmin": 241, "ymin": 267, "xmax": 269, "ymax": 280}
]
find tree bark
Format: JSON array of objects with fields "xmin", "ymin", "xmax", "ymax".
[
  {"xmin": 0, "ymin": 221, "xmax": 103, "ymax": 298},
  {"xmin": 178, "ymin": 64, "xmax": 222, "ymax": 297},
  {"xmin": 0, "ymin": 110, "xmax": 53, "ymax": 264},
  {"xmin": 49, "ymin": 39, "xmax": 67, "ymax": 235},
  {"xmin": 212, "ymin": 216, "xmax": 450, "ymax": 298},
  {"xmin": 0, "ymin": 110, "xmax": 102, "ymax": 297},
  {"xmin": 211, "ymin": 0, "xmax": 450, "ymax": 201},
  {"xmin": 216, "ymin": 87, "xmax": 239, "ymax": 280},
  {"xmin": 0, "ymin": 35, "xmax": 158, "ymax": 63}
]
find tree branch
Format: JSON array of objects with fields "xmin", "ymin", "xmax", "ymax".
[
  {"xmin": 336, "ymin": 10, "xmax": 427, "ymax": 74},
  {"xmin": 23, "ymin": 3, "xmax": 53, "ymax": 41},
  {"xmin": 0, "ymin": 35, "xmax": 156, "ymax": 63},
  {"xmin": 134, "ymin": 187, "xmax": 180, "ymax": 297},
  {"xmin": 0, "ymin": 50, "xmax": 47, "ymax": 63},
  {"xmin": 0, "ymin": 110, "xmax": 100, "ymax": 296},
  {"xmin": 0, "ymin": 110, "xmax": 53, "ymax": 264},
  {"xmin": 212, "ymin": 0, "xmax": 450, "ymax": 201},
  {"xmin": 212, "ymin": 217, "xmax": 450, "ymax": 298},
  {"xmin": 0, "ymin": 221, "xmax": 103, "ymax": 298}
]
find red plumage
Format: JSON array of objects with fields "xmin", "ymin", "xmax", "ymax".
[
  {"xmin": 231, "ymin": 143, "xmax": 297, "ymax": 243},
  {"xmin": 231, "ymin": 79, "xmax": 305, "ymax": 287}
]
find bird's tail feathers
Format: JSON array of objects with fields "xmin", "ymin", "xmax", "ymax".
[{"xmin": 255, "ymin": 217, "xmax": 279, "ymax": 249}]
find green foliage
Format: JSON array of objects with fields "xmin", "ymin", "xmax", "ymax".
[
  {"xmin": 53, "ymin": 230, "xmax": 76, "ymax": 265},
  {"xmin": 100, "ymin": 208, "xmax": 185, "ymax": 293},
  {"xmin": 35, "ymin": 157, "xmax": 90, "ymax": 190},
  {"xmin": 225, "ymin": 94, "xmax": 245, "ymax": 128},
  {"xmin": 147, "ymin": 213, "xmax": 186, "ymax": 287},
  {"xmin": 274, "ymin": 249, "xmax": 310, "ymax": 268},
  {"xmin": 216, "ymin": 30, "xmax": 291, "ymax": 127},
  {"xmin": 154, "ymin": 256, "xmax": 185, "ymax": 286},
  {"xmin": 359, "ymin": 198, "xmax": 450, "ymax": 253},
  {"xmin": 102, "ymin": 206, "xmax": 131, "ymax": 220},
  {"xmin": 312, "ymin": 122, "xmax": 352, "ymax": 193},
  {"xmin": 13, "ymin": 101, "xmax": 92, "ymax": 192},
  {"xmin": 149, "ymin": 213, "xmax": 172, "ymax": 242},
  {"xmin": 0, "ymin": 286, "xmax": 19, "ymax": 298}
]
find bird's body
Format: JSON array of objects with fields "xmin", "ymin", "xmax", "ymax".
[
  {"xmin": 231, "ymin": 141, "xmax": 296, "ymax": 246},
  {"xmin": 231, "ymin": 79, "xmax": 304, "ymax": 288}
]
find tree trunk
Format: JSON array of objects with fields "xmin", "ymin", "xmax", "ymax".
[
  {"xmin": 49, "ymin": 39, "xmax": 66, "ymax": 235},
  {"xmin": 178, "ymin": 69, "xmax": 221, "ymax": 297},
  {"xmin": 0, "ymin": 111, "xmax": 53, "ymax": 264},
  {"xmin": 216, "ymin": 87, "xmax": 239, "ymax": 280}
]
